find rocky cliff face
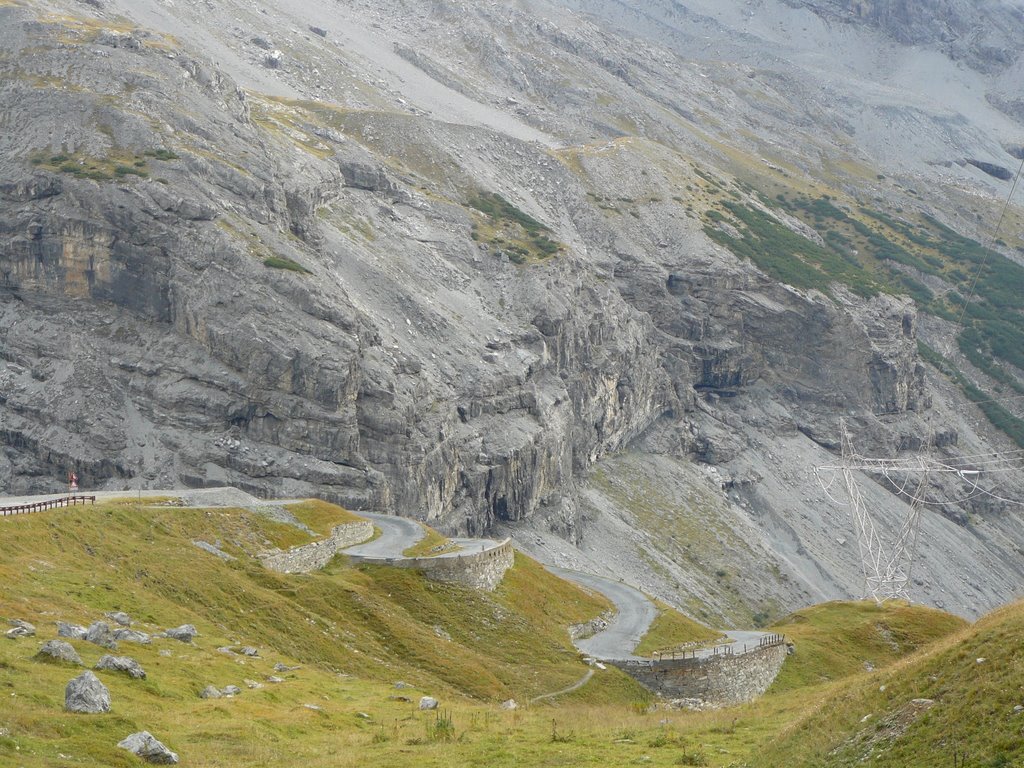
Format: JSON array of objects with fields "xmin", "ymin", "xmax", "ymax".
[{"xmin": 3, "ymin": 0, "xmax": 1024, "ymax": 620}]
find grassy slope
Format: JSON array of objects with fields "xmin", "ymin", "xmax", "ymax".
[
  {"xmin": 0, "ymin": 503, "xmax": 984, "ymax": 768},
  {"xmin": 768, "ymin": 600, "xmax": 968, "ymax": 694},
  {"xmin": 0, "ymin": 502, "xmax": 630, "ymax": 766},
  {"xmin": 756, "ymin": 601, "xmax": 1024, "ymax": 767}
]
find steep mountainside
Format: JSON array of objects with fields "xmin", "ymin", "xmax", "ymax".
[{"xmin": 2, "ymin": 0, "xmax": 1024, "ymax": 622}]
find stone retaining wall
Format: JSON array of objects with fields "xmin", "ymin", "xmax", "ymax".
[
  {"xmin": 349, "ymin": 539, "xmax": 515, "ymax": 591},
  {"xmin": 259, "ymin": 521, "xmax": 374, "ymax": 573},
  {"xmin": 610, "ymin": 642, "xmax": 790, "ymax": 706}
]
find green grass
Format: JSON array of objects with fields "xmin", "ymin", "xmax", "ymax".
[
  {"xmin": 401, "ymin": 524, "xmax": 460, "ymax": 558},
  {"xmin": 467, "ymin": 192, "xmax": 563, "ymax": 264},
  {"xmin": 756, "ymin": 601, "xmax": 1023, "ymax": 767},
  {"xmin": 283, "ymin": 499, "xmax": 364, "ymax": 535},
  {"xmin": 634, "ymin": 601, "xmax": 721, "ymax": 657},
  {"xmin": 28, "ymin": 148, "xmax": 171, "ymax": 181},
  {"xmin": 767, "ymin": 600, "xmax": 967, "ymax": 695},
  {"xmin": 263, "ymin": 256, "xmax": 311, "ymax": 273}
]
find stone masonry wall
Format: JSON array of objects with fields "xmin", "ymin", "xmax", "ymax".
[
  {"xmin": 259, "ymin": 521, "xmax": 374, "ymax": 573},
  {"xmin": 350, "ymin": 539, "xmax": 516, "ymax": 591},
  {"xmin": 611, "ymin": 642, "xmax": 789, "ymax": 706}
]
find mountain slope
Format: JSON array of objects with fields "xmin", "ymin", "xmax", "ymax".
[{"xmin": 2, "ymin": 0, "xmax": 1024, "ymax": 622}]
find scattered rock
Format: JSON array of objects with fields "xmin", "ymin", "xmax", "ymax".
[
  {"xmin": 976, "ymin": 657, "xmax": 987, "ymax": 664},
  {"xmin": 390, "ymin": 695, "xmax": 411, "ymax": 702},
  {"xmin": 266, "ymin": 675, "xmax": 285, "ymax": 684},
  {"xmin": 238, "ymin": 646, "xmax": 259, "ymax": 657},
  {"xmin": 57, "ymin": 622, "xmax": 89, "ymax": 640},
  {"xmin": 501, "ymin": 699, "xmax": 518, "ymax": 710},
  {"xmin": 1013, "ymin": 704, "xmax": 1023, "ymax": 713},
  {"xmin": 158, "ymin": 649, "xmax": 172, "ymax": 658},
  {"xmin": 304, "ymin": 703, "xmax": 322, "ymax": 711},
  {"xmin": 222, "ymin": 685, "xmax": 241, "ymax": 696},
  {"xmin": 192, "ymin": 540, "xmax": 235, "ymax": 561},
  {"xmin": 419, "ymin": 696, "xmax": 439, "ymax": 710},
  {"xmin": 6, "ymin": 626, "xmax": 33, "ymax": 640},
  {"xmin": 35, "ymin": 640, "xmax": 83, "ymax": 665},
  {"xmin": 65, "ymin": 671, "xmax": 111, "ymax": 714},
  {"xmin": 356, "ymin": 711, "xmax": 370, "ymax": 718},
  {"xmin": 117, "ymin": 731, "xmax": 179, "ymax": 764},
  {"xmin": 433, "ymin": 625, "xmax": 452, "ymax": 642},
  {"xmin": 85, "ymin": 622, "xmax": 117, "ymax": 649},
  {"xmin": 309, "ymin": 26, "xmax": 328, "ymax": 38},
  {"xmin": 394, "ymin": 681, "xmax": 412, "ymax": 689},
  {"xmin": 274, "ymin": 662, "xmax": 299, "ymax": 672},
  {"xmin": 863, "ymin": 661, "xmax": 875, "ymax": 672},
  {"xmin": 244, "ymin": 679, "xmax": 264, "ymax": 689},
  {"xmin": 966, "ymin": 159, "xmax": 1013, "ymax": 180},
  {"xmin": 9, "ymin": 619, "xmax": 36, "ymax": 635},
  {"xmin": 106, "ymin": 612, "xmax": 132, "ymax": 627},
  {"xmin": 199, "ymin": 685, "xmax": 222, "ymax": 699},
  {"xmin": 113, "ymin": 629, "xmax": 152, "ymax": 644},
  {"xmin": 95, "ymin": 655, "xmax": 146, "ymax": 679},
  {"xmin": 163, "ymin": 625, "xmax": 197, "ymax": 643},
  {"xmin": 251, "ymin": 36, "xmax": 272, "ymax": 50},
  {"xmin": 265, "ymin": 49, "xmax": 283, "ymax": 69}
]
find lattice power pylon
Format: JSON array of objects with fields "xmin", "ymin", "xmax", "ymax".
[
  {"xmin": 817, "ymin": 419, "xmax": 1022, "ymax": 603},
  {"xmin": 828, "ymin": 421, "xmax": 930, "ymax": 602}
]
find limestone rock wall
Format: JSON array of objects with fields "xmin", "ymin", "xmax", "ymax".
[
  {"xmin": 259, "ymin": 521, "xmax": 374, "ymax": 574},
  {"xmin": 611, "ymin": 643, "xmax": 789, "ymax": 706},
  {"xmin": 349, "ymin": 540, "xmax": 516, "ymax": 591}
]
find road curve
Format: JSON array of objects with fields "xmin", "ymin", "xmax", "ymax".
[
  {"xmin": 342, "ymin": 512, "xmax": 426, "ymax": 558},
  {"xmin": 547, "ymin": 566, "xmax": 659, "ymax": 661}
]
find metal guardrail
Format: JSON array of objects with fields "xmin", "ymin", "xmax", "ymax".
[
  {"xmin": 651, "ymin": 633, "xmax": 788, "ymax": 662},
  {"xmin": 1, "ymin": 495, "xmax": 97, "ymax": 516}
]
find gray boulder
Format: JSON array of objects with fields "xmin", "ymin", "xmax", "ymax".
[
  {"xmin": 106, "ymin": 612, "xmax": 133, "ymax": 627},
  {"xmin": 117, "ymin": 732, "xmax": 179, "ymax": 764},
  {"xmin": 57, "ymin": 622, "xmax": 88, "ymax": 640},
  {"xmin": 221, "ymin": 685, "xmax": 241, "ymax": 696},
  {"xmin": 65, "ymin": 671, "xmax": 111, "ymax": 713},
  {"xmin": 199, "ymin": 685, "xmax": 222, "ymax": 699},
  {"xmin": 95, "ymin": 655, "xmax": 146, "ymax": 679},
  {"xmin": 419, "ymin": 696, "xmax": 439, "ymax": 710},
  {"xmin": 238, "ymin": 646, "xmax": 259, "ymax": 657},
  {"xmin": 35, "ymin": 640, "xmax": 83, "ymax": 665},
  {"xmin": 113, "ymin": 629, "xmax": 152, "ymax": 644},
  {"xmin": 85, "ymin": 622, "xmax": 117, "ymax": 649},
  {"xmin": 163, "ymin": 625, "xmax": 197, "ymax": 643},
  {"xmin": 9, "ymin": 619, "xmax": 35, "ymax": 635},
  {"xmin": 6, "ymin": 627, "xmax": 32, "ymax": 640}
]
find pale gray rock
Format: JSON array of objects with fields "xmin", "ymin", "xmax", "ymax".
[
  {"xmin": 106, "ymin": 612, "xmax": 132, "ymax": 627},
  {"xmin": 418, "ymin": 696, "xmax": 439, "ymax": 710},
  {"xmin": 5, "ymin": 627, "xmax": 31, "ymax": 640},
  {"xmin": 8, "ymin": 619, "xmax": 35, "ymax": 635},
  {"xmin": 95, "ymin": 655, "xmax": 146, "ymax": 679},
  {"xmin": 65, "ymin": 671, "xmax": 111, "ymax": 713},
  {"xmin": 266, "ymin": 675, "xmax": 285, "ymax": 684},
  {"xmin": 113, "ymin": 629, "xmax": 151, "ymax": 644},
  {"xmin": 163, "ymin": 625, "xmax": 197, "ymax": 643},
  {"xmin": 35, "ymin": 639, "xmax": 83, "ymax": 665},
  {"xmin": 237, "ymin": 646, "xmax": 258, "ymax": 657},
  {"xmin": 244, "ymin": 679, "xmax": 263, "ymax": 689},
  {"xmin": 500, "ymin": 699, "xmax": 518, "ymax": 710},
  {"xmin": 222, "ymin": 685, "xmax": 241, "ymax": 696},
  {"xmin": 199, "ymin": 685, "xmax": 222, "ymax": 699},
  {"xmin": 117, "ymin": 732, "xmax": 179, "ymax": 765},
  {"xmin": 57, "ymin": 622, "xmax": 88, "ymax": 640},
  {"xmin": 85, "ymin": 622, "xmax": 117, "ymax": 650}
]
